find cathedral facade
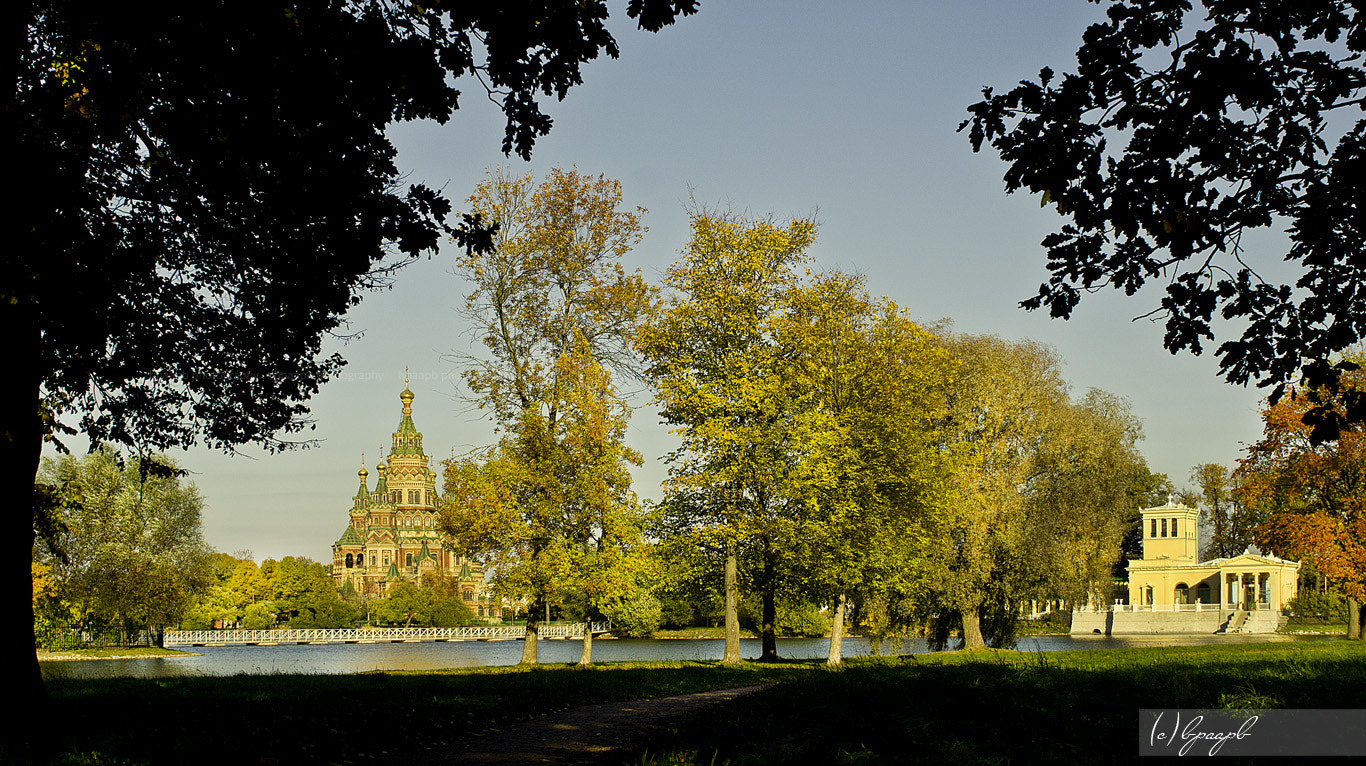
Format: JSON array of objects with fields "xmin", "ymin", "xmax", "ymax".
[{"xmin": 331, "ymin": 382, "xmax": 501, "ymax": 619}]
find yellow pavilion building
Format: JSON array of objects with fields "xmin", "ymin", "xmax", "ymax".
[{"xmin": 1073, "ymin": 498, "xmax": 1300, "ymax": 634}]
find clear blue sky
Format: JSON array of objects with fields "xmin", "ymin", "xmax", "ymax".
[{"xmin": 150, "ymin": 2, "xmax": 1276, "ymax": 562}]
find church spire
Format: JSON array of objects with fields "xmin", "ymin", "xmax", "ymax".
[
  {"xmin": 354, "ymin": 456, "xmax": 370, "ymax": 506},
  {"xmin": 391, "ymin": 369, "xmax": 424, "ymax": 457}
]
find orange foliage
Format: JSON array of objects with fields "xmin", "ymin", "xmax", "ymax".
[{"xmin": 1238, "ymin": 368, "xmax": 1366, "ymax": 601}]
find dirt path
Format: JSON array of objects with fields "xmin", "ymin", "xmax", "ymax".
[{"xmin": 390, "ymin": 684, "xmax": 769, "ymax": 765}]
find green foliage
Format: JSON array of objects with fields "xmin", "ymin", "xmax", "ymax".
[
  {"xmin": 444, "ymin": 169, "xmax": 656, "ymax": 662},
  {"xmin": 737, "ymin": 595, "xmax": 829, "ymax": 638},
  {"xmin": 1288, "ymin": 590, "xmax": 1349, "ymax": 622},
  {"xmin": 16, "ymin": 0, "xmax": 697, "ymax": 458},
  {"xmin": 603, "ymin": 590, "xmax": 664, "ymax": 638},
  {"xmin": 239, "ymin": 603, "xmax": 277, "ymax": 630},
  {"xmin": 266, "ymin": 556, "xmax": 357, "ymax": 629},
  {"xmin": 920, "ymin": 335, "xmax": 1146, "ymax": 649},
  {"xmin": 34, "ymin": 448, "xmax": 214, "ymax": 645},
  {"xmin": 372, "ymin": 582, "xmax": 431, "ymax": 627},
  {"xmin": 639, "ymin": 207, "xmax": 821, "ymax": 661}
]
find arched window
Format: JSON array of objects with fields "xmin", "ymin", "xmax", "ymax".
[
  {"xmin": 1161, "ymin": 518, "xmax": 1168, "ymax": 537},
  {"xmin": 1171, "ymin": 518, "xmax": 1179, "ymax": 536},
  {"xmin": 1150, "ymin": 519, "xmax": 1157, "ymax": 538},
  {"xmin": 405, "ymin": 553, "xmax": 413, "ymax": 567},
  {"xmin": 463, "ymin": 589, "xmax": 474, "ymax": 602},
  {"xmin": 345, "ymin": 554, "xmax": 354, "ymax": 568}
]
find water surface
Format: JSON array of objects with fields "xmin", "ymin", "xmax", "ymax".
[{"xmin": 40, "ymin": 633, "xmax": 1334, "ymax": 680}]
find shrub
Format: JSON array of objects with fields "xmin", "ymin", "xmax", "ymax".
[{"xmin": 604, "ymin": 591, "xmax": 663, "ymax": 638}]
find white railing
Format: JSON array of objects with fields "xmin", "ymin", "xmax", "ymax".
[
  {"xmin": 1075, "ymin": 601, "xmax": 1273, "ymax": 613},
  {"xmin": 164, "ymin": 621, "xmax": 612, "ymax": 646}
]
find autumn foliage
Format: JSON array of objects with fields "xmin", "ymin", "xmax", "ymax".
[{"xmin": 1240, "ymin": 370, "xmax": 1366, "ymax": 603}]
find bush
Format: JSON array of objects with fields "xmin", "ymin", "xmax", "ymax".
[
  {"xmin": 603, "ymin": 591, "xmax": 663, "ymax": 638},
  {"xmin": 240, "ymin": 603, "xmax": 276, "ymax": 629},
  {"xmin": 739, "ymin": 595, "xmax": 830, "ymax": 637},
  {"xmin": 1287, "ymin": 590, "xmax": 1348, "ymax": 623},
  {"xmin": 35, "ymin": 616, "xmax": 85, "ymax": 651}
]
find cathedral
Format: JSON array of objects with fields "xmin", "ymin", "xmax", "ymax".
[{"xmin": 331, "ymin": 380, "xmax": 501, "ymax": 619}]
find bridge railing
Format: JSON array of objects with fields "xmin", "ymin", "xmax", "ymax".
[{"xmin": 164, "ymin": 621, "xmax": 612, "ymax": 646}]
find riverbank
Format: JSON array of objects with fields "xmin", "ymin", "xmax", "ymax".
[
  {"xmin": 20, "ymin": 639, "xmax": 1365, "ymax": 765},
  {"xmin": 37, "ymin": 647, "xmax": 198, "ymax": 661}
]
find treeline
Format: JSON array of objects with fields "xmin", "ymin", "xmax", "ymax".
[
  {"xmin": 436, "ymin": 169, "xmax": 1172, "ymax": 663},
  {"xmin": 185, "ymin": 554, "xmax": 477, "ymax": 631},
  {"xmin": 32, "ymin": 450, "xmax": 478, "ymax": 650}
]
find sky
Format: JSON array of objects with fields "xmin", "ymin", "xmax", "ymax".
[{"xmin": 104, "ymin": 2, "xmax": 1284, "ymax": 562}]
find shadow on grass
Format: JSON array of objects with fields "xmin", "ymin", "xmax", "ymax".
[{"xmin": 632, "ymin": 641, "xmax": 1366, "ymax": 766}]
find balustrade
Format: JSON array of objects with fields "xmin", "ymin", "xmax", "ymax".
[{"xmin": 164, "ymin": 622, "xmax": 612, "ymax": 646}]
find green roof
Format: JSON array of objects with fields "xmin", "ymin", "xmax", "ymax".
[{"xmin": 335, "ymin": 525, "xmax": 363, "ymax": 546}]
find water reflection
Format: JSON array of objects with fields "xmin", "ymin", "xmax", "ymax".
[{"xmin": 40, "ymin": 633, "xmax": 1337, "ymax": 681}]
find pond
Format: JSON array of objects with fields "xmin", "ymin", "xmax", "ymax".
[{"xmin": 38, "ymin": 633, "xmax": 1338, "ymax": 680}]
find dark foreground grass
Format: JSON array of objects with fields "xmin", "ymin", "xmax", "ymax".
[
  {"xmin": 29, "ymin": 660, "xmax": 808, "ymax": 766},
  {"xmin": 635, "ymin": 640, "xmax": 1366, "ymax": 765},
  {"xmin": 26, "ymin": 640, "xmax": 1366, "ymax": 766}
]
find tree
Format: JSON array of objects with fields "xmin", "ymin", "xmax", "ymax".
[
  {"xmin": 34, "ymin": 448, "xmax": 214, "ymax": 646},
  {"xmin": 1191, "ymin": 463, "xmax": 1261, "ymax": 559},
  {"xmin": 639, "ymin": 207, "xmax": 819, "ymax": 663},
  {"xmin": 265, "ymin": 556, "xmax": 357, "ymax": 629},
  {"xmin": 772, "ymin": 273, "xmax": 956, "ymax": 665},
  {"xmin": 1026, "ymin": 389, "xmax": 1147, "ymax": 607},
  {"xmin": 373, "ymin": 581, "xmax": 432, "ymax": 627},
  {"xmin": 418, "ymin": 574, "xmax": 477, "ymax": 628},
  {"xmin": 442, "ymin": 168, "xmax": 654, "ymax": 664},
  {"xmin": 963, "ymin": 0, "xmax": 1366, "ymax": 441},
  {"xmin": 1236, "ymin": 367, "xmax": 1366, "ymax": 638},
  {"xmin": 921, "ymin": 335, "xmax": 1141, "ymax": 649},
  {"xmin": 7, "ymin": 2, "xmax": 697, "ymax": 747},
  {"xmin": 1114, "ymin": 468, "xmax": 1176, "ymax": 580}
]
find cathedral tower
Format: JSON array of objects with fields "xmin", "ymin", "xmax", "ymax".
[{"xmin": 331, "ymin": 378, "xmax": 498, "ymax": 618}]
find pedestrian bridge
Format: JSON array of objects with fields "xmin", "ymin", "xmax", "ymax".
[{"xmin": 163, "ymin": 621, "xmax": 612, "ymax": 646}]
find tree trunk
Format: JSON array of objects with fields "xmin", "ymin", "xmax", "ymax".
[
  {"xmin": 723, "ymin": 540, "xmax": 741, "ymax": 663},
  {"xmin": 826, "ymin": 592, "xmax": 846, "ymax": 666},
  {"xmin": 578, "ymin": 612, "xmax": 593, "ymax": 665},
  {"xmin": 521, "ymin": 596, "xmax": 541, "ymax": 664},
  {"xmin": 2, "ymin": 298, "xmax": 47, "ymax": 759},
  {"xmin": 759, "ymin": 545, "xmax": 778, "ymax": 661},
  {"xmin": 960, "ymin": 602, "xmax": 986, "ymax": 649},
  {"xmin": 1349, "ymin": 597, "xmax": 1361, "ymax": 641}
]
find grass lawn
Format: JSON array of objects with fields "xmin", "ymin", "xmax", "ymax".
[
  {"xmin": 37, "ymin": 647, "xmax": 196, "ymax": 661},
  {"xmin": 648, "ymin": 627, "xmax": 762, "ymax": 640},
  {"xmin": 24, "ymin": 639, "xmax": 1366, "ymax": 765},
  {"xmin": 637, "ymin": 640, "xmax": 1366, "ymax": 765}
]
